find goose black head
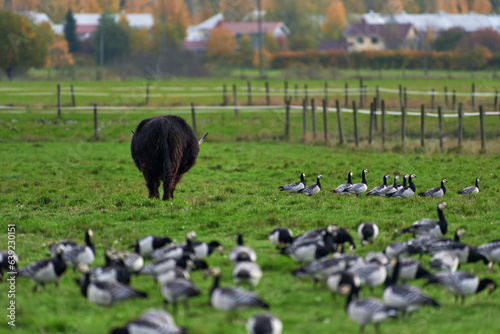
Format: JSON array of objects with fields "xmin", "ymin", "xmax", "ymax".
[{"xmin": 477, "ymin": 278, "xmax": 496, "ymax": 294}]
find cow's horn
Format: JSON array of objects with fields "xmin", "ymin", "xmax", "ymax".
[
  {"xmin": 131, "ymin": 130, "xmax": 135, "ymax": 135},
  {"xmin": 198, "ymin": 132, "xmax": 208, "ymax": 145}
]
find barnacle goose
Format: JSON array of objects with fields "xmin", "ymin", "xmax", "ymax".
[
  {"xmin": 118, "ymin": 251, "xmax": 144, "ymax": 274},
  {"xmin": 366, "ymin": 174, "xmax": 389, "ymax": 196},
  {"xmin": 348, "ymin": 262, "xmax": 387, "ymax": 293},
  {"xmin": 161, "ymin": 277, "xmax": 201, "ymax": 315},
  {"xmin": 133, "ymin": 235, "xmax": 172, "ymax": 257},
  {"xmin": 458, "ymin": 178, "xmax": 481, "ymax": 195},
  {"xmin": 210, "ymin": 268, "xmax": 269, "ymax": 312},
  {"xmin": 336, "ymin": 254, "xmax": 365, "ymax": 268},
  {"xmin": 233, "ymin": 260, "xmax": 263, "ymax": 290},
  {"xmin": 184, "ymin": 240, "xmax": 224, "ymax": 259},
  {"xmin": 298, "ymin": 175, "xmax": 322, "ymax": 196},
  {"xmin": 383, "ymin": 259, "xmax": 440, "ymax": 315},
  {"xmin": 157, "ymin": 267, "xmax": 190, "ymax": 286},
  {"xmin": 292, "ymin": 225, "xmax": 337, "ymax": 245},
  {"xmin": 387, "ymin": 257, "xmax": 432, "ymax": 283},
  {"xmin": 339, "ymin": 274, "xmax": 397, "ymax": 333},
  {"xmin": 293, "ymin": 256, "xmax": 348, "ymax": 286},
  {"xmin": 331, "ymin": 171, "xmax": 353, "ymax": 195},
  {"xmin": 393, "ymin": 202, "xmax": 448, "ymax": 239},
  {"xmin": 327, "ymin": 271, "xmax": 361, "ymax": 299},
  {"xmin": 387, "ymin": 174, "xmax": 416, "ymax": 198},
  {"xmin": 230, "ymin": 234, "xmax": 257, "ymax": 263},
  {"xmin": 140, "ymin": 254, "xmax": 195, "ymax": 278},
  {"xmin": 430, "ymin": 251, "xmax": 460, "ymax": 272},
  {"xmin": 150, "ymin": 240, "xmax": 195, "ymax": 260},
  {"xmin": 18, "ymin": 246, "xmax": 66, "ymax": 292},
  {"xmin": 80, "ymin": 267, "xmax": 147, "ymax": 306},
  {"xmin": 383, "ymin": 242, "xmax": 409, "ymax": 260},
  {"xmin": 278, "ymin": 172, "xmax": 306, "ymax": 193},
  {"xmin": 61, "ymin": 229, "xmax": 95, "ymax": 269},
  {"xmin": 0, "ymin": 250, "xmax": 18, "ymax": 280},
  {"xmin": 419, "ymin": 179, "xmax": 448, "ymax": 198},
  {"xmin": 357, "ymin": 223, "xmax": 379, "ymax": 246},
  {"xmin": 268, "ymin": 227, "xmax": 293, "ymax": 248},
  {"xmin": 421, "ymin": 241, "xmax": 491, "ymax": 268},
  {"xmin": 364, "ymin": 252, "xmax": 388, "ymax": 266},
  {"xmin": 477, "ymin": 239, "xmax": 500, "ymax": 270},
  {"xmin": 426, "ymin": 271, "xmax": 496, "ymax": 305},
  {"xmin": 343, "ymin": 169, "xmax": 369, "ymax": 196},
  {"xmin": 378, "ymin": 175, "xmax": 400, "ymax": 196},
  {"xmin": 110, "ymin": 309, "xmax": 186, "ymax": 334},
  {"xmin": 83, "ymin": 250, "xmax": 131, "ymax": 285},
  {"xmin": 282, "ymin": 235, "xmax": 334, "ymax": 263},
  {"xmin": 47, "ymin": 240, "xmax": 78, "ymax": 257},
  {"xmin": 332, "ymin": 228, "xmax": 357, "ymax": 252},
  {"xmin": 246, "ymin": 313, "xmax": 283, "ymax": 334}
]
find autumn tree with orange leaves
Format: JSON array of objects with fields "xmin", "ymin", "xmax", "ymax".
[
  {"xmin": 206, "ymin": 26, "xmax": 236, "ymax": 63},
  {"xmin": 321, "ymin": 0, "xmax": 346, "ymax": 40},
  {"xmin": 151, "ymin": 0, "xmax": 190, "ymax": 52},
  {"xmin": 46, "ymin": 35, "xmax": 75, "ymax": 68},
  {"xmin": 472, "ymin": 0, "xmax": 492, "ymax": 13}
]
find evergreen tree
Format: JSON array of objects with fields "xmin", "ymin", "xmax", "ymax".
[
  {"xmin": 94, "ymin": 13, "xmax": 130, "ymax": 65},
  {"xmin": 64, "ymin": 10, "xmax": 80, "ymax": 53}
]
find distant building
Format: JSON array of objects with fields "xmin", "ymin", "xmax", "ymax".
[
  {"xmin": 72, "ymin": 13, "xmax": 154, "ymax": 40},
  {"xmin": 363, "ymin": 11, "xmax": 500, "ymax": 35},
  {"xmin": 183, "ymin": 13, "xmax": 223, "ymax": 54},
  {"xmin": 217, "ymin": 21, "xmax": 290, "ymax": 49},
  {"xmin": 344, "ymin": 19, "xmax": 418, "ymax": 51},
  {"xmin": 318, "ymin": 40, "xmax": 353, "ymax": 52}
]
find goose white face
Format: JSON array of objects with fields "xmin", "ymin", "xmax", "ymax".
[
  {"xmin": 88, "ymin": 229, "xmax": 93, "ymax": 237},
  {"xmin": 443, "ymin": 179, "xmax": 448, "ymax": 183},
  {"xmin": 363, "ymin": 169, "xmax": 369, "ymax": 174},
  {"xmin": 395, "ymin": 175, "xmax": 400, "ymax": 179},
  {"xmin": 438, "ymin": 202, "xmax": 448, "ymax": 210},
  {"xmin": 349, "ymin": 171, "xmax": 353, "ymax": 176},
  {"xmin": 318, "ymin": 175, "xmax": 323, "ymax": 179},
  {"xmin": 410, "ymin": 174, "xmax": 417, "ymax": 178},
  {"xmin": 456, "ymin": 229, "xmax": 466, "ymax": 237},
  {"xmin": 384, "ymin": 174, "xmax": 390, "ymax": 179},
  {"xmin": 477, "ymin": 178, "xmax": 481, "ymax": 182}
]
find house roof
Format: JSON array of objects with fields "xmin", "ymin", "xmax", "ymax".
[
  {"xmin": 76, "ymin": 24, "xmax": 97, "ymax": 35},
  {"xmin": 186, "ymin": 13, "xmax": 223, "ymax": 42},
  {"xmin": 183, "ymin": 40, "xmax": 207, "ymax": 51},
  {"xmin": 218, "ymin": 21, "xmax": 290, "ymax": 35},
  {"xmin": 318, "ymin": 40, "xmax": 352, "ymax": 52},
  {"xmin": 344, "ymin": 20, "xmax": 413, "ymax": 40},
  {"xmin": 73, "ymin": 13, "xmax": 154, "ymax": 29}
]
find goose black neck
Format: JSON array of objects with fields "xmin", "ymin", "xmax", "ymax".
[
  {"xmin": 409, "ymin": 176, "xmax": 416, "ymax": 192},
  {"xmin": 80, "ymin": 273, "xmax": 90, "ymax": 297},
  {"xmin": 345, "ymin": 285, "xmax": 359, "ymax": 312},
  {"xmin": 300, "ymin": 174, "xmax": 305, "ymax": 183},
  {"xmin": 383, "ymin": 176, "xmax": 388, "ymax": 187},
  {"xmin": 317, "ymin": 177, "xmax": 322, "ymax": 189},
  {"xmin": 393, "ymin": 178, "xmax": 398, "ymax": 187},
  {"xmin": 468, "ymin": 250, "xmax": 489, "ymax": 265},
  {"xmin": 475, "ymin": 179, "xmax": 480, "ymax": 189},
  {"xmin": 386, "ymin": 259, "xmax": 400, "ymax": 287},
  {"xmin": 85, "ymin": 232, "xmax": 95, "ymax": 254},
  {"xmin": 237, "ymin": 234, "xmax": 244, "ymax": 246},
  {"xmin": 347, "ymin": 173, "xmax": 352, "ymax": 184},
  {"xmin": 454, "ymin": 230, "xmax": 461, "ymax": 242},
  {"xmin": 208, "ymin": 241, "xmax": 220, "ymax": 255},
  {"xmin": 177, "ymin": 255, "xmax": 191, "ymax": 269},
  {"xmin": 402, "ymin": 177, "xmax": 408, "ymax": 188},
  {"xmin": 437, "ymin": 206, "xmax": 448, "ymax": 235},
  {"xmin": 210, "ymin": 275, "xmax": 220, "ymax": 297},
  {"xmin": 477, "ymin": 278, "xmax": 495, "ymax": 293},
  {"xmin": 441, "ymin": 181, "xmax": 447, "ymax": 194},
  {"xmin": 361, "ymin": 172, "xmax": 367, "ymax": 185}
]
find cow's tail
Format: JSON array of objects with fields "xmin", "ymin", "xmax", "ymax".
[{"xmin": 198, "ymin": 132, "xmax": 208, "ymax": 145}]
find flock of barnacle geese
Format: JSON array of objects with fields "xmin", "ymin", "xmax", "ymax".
[
  {"xmin": 279, "ymin": 170, "xmax": 482, "ymax": 198},
  {"xmin": 0, "ymin": 172, "xmax": 492, "ymax": 333}
]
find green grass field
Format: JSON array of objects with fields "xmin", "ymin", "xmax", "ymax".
[{"xmin": 1, "ymin": 79, "xmax": 500, "ymax": 333}]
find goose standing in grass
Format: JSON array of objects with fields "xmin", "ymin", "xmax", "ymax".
[
  {"xmin": 348, "ymin": 262, "xmax": 388, "ymax": 293},
  {"xmin": 331, "ymin": 171, "xmax": 353, "ymax": 195},
  {"xmin": 365, "ymin": 252, "xmax": 389, "ymax": 266},
  {"xmin": 118, "ymin": 252, "xmax": 144, "ymax": 274},
  {"xmin": 230, "ymin": 234, "xmax": 257, "ymax": 263},
  {"xmin": 343, "ymin": 169, "xmax": 369, "ymax": 197},
  {"xmin": 18, "ymin": 246, "xmax": 66, "ymax": 292},
  {"xmin": 0, "ymin": 250, "xmax": 18, "ymax": 280},
  {"xmin": 292, "ymin": 225, "xmax": 337, "ymax": 246},
  {"xmin": 85, "ymin": 251, "xmax": 131, "ymax": 285},
  {"xmin": 268, "ymin": 228, "xmax": 293, "ymax": 248},
  {"xmin": 210, "ymin": 268, "xmax": 270, "ymax": 312},
  {"xmin": 357, "ymin": 223, "xmax": 379, "ymax": 246},
  {"xmin": 149, "ymin": 241, "xmax": 194, "ymax": 261},
  {"xmin": 188, "ymin": 240, "xmax": 224, "ymax": 259},
  {"xmin": 293, "ymin": 257, "xmax": 348, "ymax": 287},
  {"xmin": 378, "ymin": 175, "xmax": 400, "ymax": 197},
  {"xmin": 419, "ymin": 179, "xmax": 448, "ymax": 198},
  {"xmin": 388, "ymin": 174, "xmax": 416, "ymax": 199},
  {"xmin": 366, "ymin": 174, "xmax": 389, "ymax": 196},
  {"xmin": 80, "ymin": 266, "xmax": 147, "ymax": 306},
  {"xmin": 387, "ymin": 257, "xmax": 432, "ymax": 283},
  {"xmin": 384, "ymin": 242, "xmax": 409, "ymax": 260},
  {"xmin": 426, "ymin": 271, "xmax": 496, "ymax": 305},
  {"xmin": 278, "ymin": 173, "xmax": 306, "ymax": 193},
  {"xmin": 477, "ymin": 239, "xmax": 500, "ymax": 271},
  {"xmin": 393, "ymin": 202, "xmax": 448, "ymax": 239},
  {"xmin": 327, "ymin": 271, "xmax": 361, "ymax": 299},
  {"xmin": 282, "ymin": 240, "xmax": 333, "ymax": 263},
  {"xmin": 47, "ymin": 240, "xmax": 78, "ymax": 257},
  {"xmin": 161, "ymin": 277, "xmax": 201, "ymax": 315},
  {"xmin": 110, "ymin": 309, "xmax": 186, "ymax": 334},
  {"xmin": 430, "ymin": 251, "xmax": 460, "ymax": 272},
  {"xmin": 157, "ymin": 268, "xmax": 190, "ymax": 286},
  {"xmin": 421, "ymin": 241, "xmax": 491, "ymax": 268},
  {"xmin": 233, "ymin": 259, "xmax": 263, "ymax": 291},
  {"xmin": 339, "ymin": 274, "xmax": 397, "ymax": 333},
  {"xmin": 61, "ymin": 229, "xmax": 95, "ymax": 269},
  {"xmin": 246, "ymin": 313, "xmax": 283, "ymax": 334},
  {"xmin": 133, "ymin": 235, "xmax": 172, "ymax": 258},
  {"xmin": 332, "ymin": 228, "xmax": 357, "ymax": 252},
  {"xmin": 383, "ymin": 259, "xmax": 440, "ymax": 316},
  {"xmin": 298, "ymin": 175, "xmax": 322, "ymax": 196},
  {"xmin": 458, "ymin": 178, "xmax": 481, "ymax": 195}
]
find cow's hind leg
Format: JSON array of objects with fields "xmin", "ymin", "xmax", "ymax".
[
  {"xmin": 144, "ymin": 172, "xmax": 160, "ymax": 199},
  {"xmin": 168, "ymin": 173, "xmax": 185, "ymax": 199}
]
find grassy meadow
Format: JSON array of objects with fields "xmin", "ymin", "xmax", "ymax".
[{"xmin": 1, "ymin": 79, "xmax": 500, "ymax": 334}]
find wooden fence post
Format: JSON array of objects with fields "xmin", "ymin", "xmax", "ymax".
[
  {"xmin": 93, "ymin": 105, "xmax": 98, "ymax": 139},
  {"xmin": 223, "ymin": 84, "xmax": 228, "ymax": 106},
  {"xmin": 458, "ymin": 103, "xmax": 463, "ymax": 148},
  {"xmin": 359, "ymin": 77, "xmax": 363, "ymax": 108},
  {"xmin": 472, "ymin": 83, "xmax": 475, "ymax": 109},
  {"xmin": 399, "ymin": 85, "xmax": 403, "ymax": 108},
  {"xmin": 420, "ymin": 104, "xmax": 425, "ymax": 148},
  {"xmin": 191, "ymin": 103, "xmax": 197, "ymax": 133},
  {"xmin": 265, "ymin": 81, "xmax": 270, "ymax": 106},
  {"xmin": 401, "ymin": 106, "xmax": 406, "ymax": 149},
  {"xmin": 353, "ymin": 101, "xmax": 359, "ymax": 147},
  {"xmin": 438, "ymin": 106, "xmax": 443, "ymax": 151},
  {"xmin": 444, "ymin": 86, "xmax": 448, "ymax": 107},
  {"xmin": 145, "ymin": 83, "xmax": 150, "ymax": 105},
  {"xmin": 285, "ymin": 97, "xmax": 290, "ymax": 139},
  {"xmin": 304, "ymin": 84, "xmax": 309, "ymax": 103},
  {"xmin": 232, "ymin": 84, "xmax": 238, "ymax": 118},
  {"xmin": 344, "ymin": 82, "xmax": 348, "ymax": 107},
  {"xmin": 336, "ymin": 99, "xmax": 344, "ymax": 144},
  {"xmin": 404, "ymin": 87, "xmax": 407, "ymax": 108},
  {"xmin": 431, "ymin": 89, "xmax": 435, "ymax": 110},
  {"xmin": 369, "ymin": 102, "xmax": 374, "ymax": 145},
  {"xmin": 311, "ymin": 98, "xmax": 316, "ymax": 140},
  {"xmin": 70, "ymin": 85, "xmax": 76, "ymax": 107},
  {"xmin": 284, "ymin": 80, "xmax": 288, "ymax": 104},
  {"xmin": 381, "ymin": 99, "xmax": 386, "ymax": 149},
  {"xmin": 247, "ymin": 81, "xmax": 252, "ymax": 106},
  {"xmin": 452, "ymin": 90, "xmax": 456, "ymax": 111},
  {"xmin": 302, "ymin": 98, "xmax": 307, "ymax": 143},
  {"xmin": 480, "ymin": 105, "xmax": 485, "ymax": 150},
  {"xmin": 494, "ymin": 91, "xmax": 498, "ymax": 111},
  {"xmin": 294, "ymin": 84, "xmax": 298, "ymax": 101},
  {"xmin": 57, "ymin": 84, "xmax": 61, "ymax": 117},
  {"xmin": 322, "ymin": 98, "xmax": 328, "ymax": 146}
]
